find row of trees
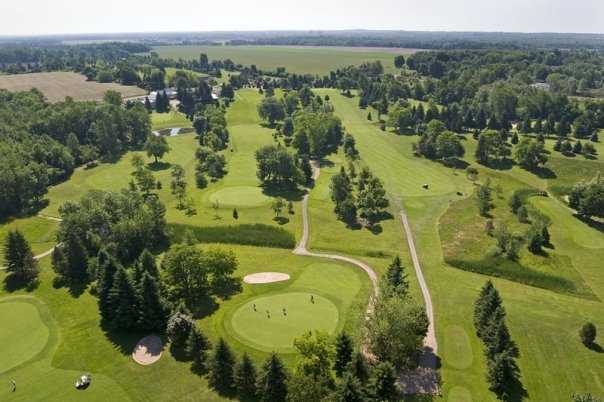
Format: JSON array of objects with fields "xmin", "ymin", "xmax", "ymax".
[{"xmin": 474, "ymin": 281, "xmax": 522, "ymax": 399}]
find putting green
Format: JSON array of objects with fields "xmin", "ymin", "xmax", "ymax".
[
  {"xmin": 0, "ymin": 300, "xmax": 50, "ymax": 373},
  {"xmin": 209, "ymin": 186, "xmax": 270, "ymax": 208},
  {"xmin": 229, "ymin": 292, "xmax": 339, "ymax": 351}
]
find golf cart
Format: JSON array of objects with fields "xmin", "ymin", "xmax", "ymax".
[{"xmin": 75, "ymin": 374, "xmax": 91, "ymax": 390}]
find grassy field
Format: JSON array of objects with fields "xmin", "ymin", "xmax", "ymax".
[
  {"xmin": 150, "ymin": 45, "xmax": 415, "ymax": 75},
  {"xmin": 2, "ymin": 85, "xmax": 603, "ymax": 401},
  {"xmin": 0, "ymin": 216, "xmax": 59, "ymax": 265},
  {"xmin": 319, "ymin": 89, "xmax": 604, "ymax": 401},
  {"xmin": 151, "ymin": 110, "xmax": 192, "ymax": 131},
  {"xmin": 0, "ymin": 89, "xmax": 373, "ymax": 401},
  {"xmin": 0, "ymin": 72, "xmax": 146, "ymax": 103}
]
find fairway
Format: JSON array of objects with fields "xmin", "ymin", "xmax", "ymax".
[
  {"xmin": 0, "ymin": 72, "xmax": 146, "ymax": 103},
  {"xmin": 230, "ymin": 292, "xmax": 339, "ymax": 351},
  {"xmin": 0, "ymin": 300, "xmax": 49, "ymax": 372},
  {"xmin": 150, "ymin": 45, "xmax": 416, "ymax": 75},
  {"xmin": 209, "ymin": 186, "xmax": 270, "ymax": 208}
]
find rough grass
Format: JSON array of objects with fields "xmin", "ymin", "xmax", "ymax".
[
  {"xmin": 150, "ymin": 45, "xmax": 417, "ymax": 75},
  {"xmin": 0, "ymin": 72, "xmax": 146, "ymax": 103},
  {"xmin": 323, "ymin": 90, "xmax": 604, "ymax": 401},
  {"xmin": 168, "ymin": 223, "xmax": 296, "ymax": 249}
]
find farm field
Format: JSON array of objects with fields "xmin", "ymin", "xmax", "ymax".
[
  {"xmin": 0, "ymin": 72, "xmax": 146, "ymax": 102},
  {"xmin": 150, "ymin": 45, "xmax": 416, "ymax": 75},
  {"xmin": 320, "ymin": 89, "xmax": 604, "ymax": 401}
]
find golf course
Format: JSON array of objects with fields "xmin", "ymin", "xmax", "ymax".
[{"xmin": 1, "ymin": 44, "xmax": 603, "ymax": 402}]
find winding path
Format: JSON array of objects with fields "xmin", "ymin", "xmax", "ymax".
[
  {"xmin": 0, "ymin": 215, "xmax": 62, "ymax": 271},
  {"xmin": 293, "ymin": 162, "xmax": 378, "ymax": 299},
  {"xmin": 293, "ymin": 162, "xmax": 439, "ymax": 394}
]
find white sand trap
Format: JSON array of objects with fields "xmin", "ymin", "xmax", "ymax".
[
  {"xmin": 132, "ymin": 335, "xmax": 163, "ymax": 365},
  {"xmin": 244, "ymin": 272, "xmax": 290, "ymax": 284}
]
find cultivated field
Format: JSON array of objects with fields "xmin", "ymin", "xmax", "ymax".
[
  {"xmin": 0, "ymin": 72, "xmax": 146, "ymax": 102},
  {"xmin": 150, "ymin": 45, "xmax": 416, "ymax": 75}
]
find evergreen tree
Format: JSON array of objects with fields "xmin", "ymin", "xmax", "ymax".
[
  {"xmin": 3, "ymin": 229, "xmax": 38, "ymax": 282},
  {"xmin": 137, "ymin": 249, "xmax": 159, "ymax": 279},
  {"xmin": 209, "ymin": 338, "xmax": 236, "ymax": 392},
  {"xmin": 383, "ymin": 255, "xmax": 409, "ymax": 297},
  {"xmin": 508, "ymin": 193, "xmax": 522, "ymax": 213},
  {"xmin": 347, "ymin": 351, "xmax": 370, "ymax": 384},
  {"xmin": 334, "ymin": 372, "xmax": 364, "ymax": 402},
  {"xmin": 369, "ymin": 362, "xmax": 398, "ymax": 402},
  {"xmin": 483, "ymin": 307, "xmax": 517, "ymax": 359},
  {"xmin": 486, "ymin": 349, "xmax": 519, "ymax": 397},
  {"xmin": 64, "ymin": 231, "xmax": 88, "ymax": 282},
  {"xmin": 517, "ymin": 205, "xmax": 529, "ymax": 223},
  {"xmin": 334, "ymin": 332, "xmax": 354, "ymax": 377},
  {"xmin": 98, "ymin": 250, "xmax": 120, "ymax": 322},
  {"xmin": 257, "ymin": 353, "xmax": 288, "ymax": 402},
  {"xmin": 235, "ymin": 353, "xmax": 258, "ymax": 398},
  {"xmin": 138, "ymin": 272, "xmax": 169, "ymax": 332},
  {"xmin": 573, "ymin": 140, "xmax": 583, "ymax": 154},
  {"xmin": 232, "ymin": 208, "xmax": 239, "ymax": 220},
  {"xmin": 108, "ymin": 266, "xmax": 140, "ymax": 330},
  {"xmin": 474, "ymin": 281, "xmax": 502, "ymax": 339},
  {"xmin": 186, "ymin": 326, "xmax": 211, "ymax": 373}
]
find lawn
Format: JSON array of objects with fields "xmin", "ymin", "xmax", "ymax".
[
  {"xmin": 0, "ymin": 216, "xmax": 59, "ymax": 265},
  {"xmin": 151, "ymin": 110, "xmax": 192, "ymax": 131},
  {"xmin": 41, "ymin": 89, "xmax": 300, "ymax": 243},
  {"xmin": 0, "ymin": 72, "xmax": 146, "ymax": 103},
  {"xmin": 150, "ymin": 45, "xmax": 416, "ymax": 75},
  {"xmin": 320, "ymin": 89, "xmax": 604, "ymax": 401}
]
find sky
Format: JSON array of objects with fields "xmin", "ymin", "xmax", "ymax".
[{"xmin": 2, "ymin": 0, "xmax": 603, "ymax": 36}]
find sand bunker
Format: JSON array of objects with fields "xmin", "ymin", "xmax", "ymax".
[
  {"xmin": 244, "ymin": 272, "xmax": 291, "ymax": 284},
  {"xmin": 132, "ymin": 335, "xmax": 163, "ymax": 365}
]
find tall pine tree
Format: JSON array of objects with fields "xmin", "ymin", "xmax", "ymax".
[
  {"xmin": 234, "ymin": 353, "xmax": 258, "ymax": 398},
  {"xmin": 138, "ymin": 272, "xmax": 169, "ymax": 332},
  {"xmin": 98, "ymin": 251, "xmax": 121, "ymax": 323},
  {"xmin": 257, "ymin": 353, "xmax": 288, "ymax": 402},
  {"xmin": 108, "ymin": 267, "xmax": 140, "ymax": 330},
  {"xmin": 208, "ymin": 338, "xmax": 236, "ymax": 392},
  {"xmin": 185, "ymin": 326, "xmax": 211, "ymax": 373},
  {"xmin": 334, "ymin": 332, "xmax": 354, "ymax": 377},
  {"xmin": 3, "ymin": 230, "xmax": 38, "ymax": 282}
]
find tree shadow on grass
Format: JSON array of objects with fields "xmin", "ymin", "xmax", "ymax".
[
  {"xmin": 273, "ymin": 216, "xmax": 290, "ymax": 225},
  {"xmin": 440, "ymin": 158, "xmax": 469, "ymax": 170},
  {"xmin": 2, "ymin": 275, "xmax": 39, "ymax": 293},
  {"xmin": 101, "ymin": 322, "xmax": 144, "ymax": 355},
  {"xmin": 212, "ymin": 277, "xmax": 242, "ymax": 301},
  {"xmin": 527, "ymin": 166, "xmax": 556, "ymax": 179},
  {"xmin": 586, "ymin": 342, "xmax": 604, "ymax": 353},
  {"xmin": 575, "ymin": 215, "xmax": 604, "ymax": 234},
  {"xmin": 51, "ymin": 277, "xmax": 87, "ymax": 298},
  {"xmin": 191, "ymin": 294, "xmax": 219, "ymax": 320},
  {"xmin": 148, "ymin": 161, "xmax": 172, "ymax": 171},
  {"xmin": 261, "ymin": 184, "xmax": 305, "ymax": 202},
  {"xmin": 484, "ymin": 158, "xmax": 514, "ymax": 171}
]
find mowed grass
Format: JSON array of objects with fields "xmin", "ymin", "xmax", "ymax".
[
  {"xmin": 321, "ymin": 90, "xmax": 604, "ymax": 401},
  {"xmin": 0, "ymin": 300, "xmax": 49, "ymax": 372},
  {"xmin": 0, "ymin": 216, "xmax": 58, "ymax": 264},
  {"xmin": 202, "ymin": 244, "xmax": 371, "ymax": 362},
  {"xmin": 230, "ymin": 292, "xmax": 339, "ymax": 351},
  {"xmin": 150, "ymin": 45, "xmax": 416, "ymax": 75},
  {"xmin": 0, "ymin": 241, "xmax": 372, "ymax": 400},
  {"xmin": 0, "ymin": 72, "xmax": 146, "ymax": 103},
  {"xmin": 151, "ymin": 110, "xmax": 192, "ymax": 131},
  {"xmin": 40, "ymin": 89, "xmax": 300, "ymax": 247}
]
